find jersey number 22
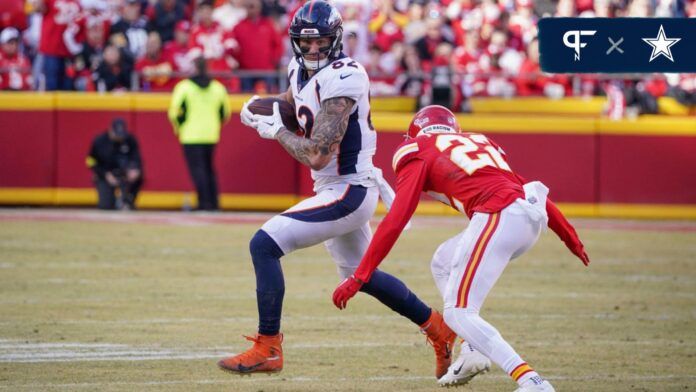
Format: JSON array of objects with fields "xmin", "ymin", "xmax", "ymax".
[{"xmin": 435, "ymin": 134, "xmax": 511, "ymax": 175}]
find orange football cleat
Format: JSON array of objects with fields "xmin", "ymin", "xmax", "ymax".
[
  {"xmin": 420, "ymin": 310, "xmax": 457, "ymax": 379},
  {"xmin": 217, "ymin": 333, "xmax": 283, "ymax": 374}
]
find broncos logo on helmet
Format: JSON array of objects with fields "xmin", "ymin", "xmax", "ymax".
[{"xmin": 289, "ymin": 1, "xmax": 343, "ymax": 71}]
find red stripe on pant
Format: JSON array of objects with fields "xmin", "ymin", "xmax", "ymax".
[{"xmin": 455, "ymin": 212, "xmax": 500, "ymax": 308}]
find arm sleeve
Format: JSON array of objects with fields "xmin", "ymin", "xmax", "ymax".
[
  {"xmin": 546, "ymin": 197, "xmax": 582, "ymax": 250},
  {"xmin": 353, "ymin": 158, "xmax": 428, "ymax": 283}
]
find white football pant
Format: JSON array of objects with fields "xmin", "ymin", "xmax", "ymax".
[
  {"xmin": 261, "ymin": 183, "xmax": 378, "ymax": 279},
  {"xmin": 433, "ymin": 182, "xmax": 549, "ymax": 384}
]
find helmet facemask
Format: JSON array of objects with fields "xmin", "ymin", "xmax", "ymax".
[
  {"xmin": 289, "ymin": 1, "xmax": 344, "ymax": 72},
  {"xmin": 290, "ymin": 28, "xmax": 343, "ymax": 71}
]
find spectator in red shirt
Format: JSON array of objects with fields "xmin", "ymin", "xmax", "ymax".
[
  {"xmin": 136, "ymin": 31, "xmax": 176, "ymax": 91},
  {"xmin": 231, "ymin": 0, "xmax": 282, "ymax": 93},
  {"xmin": 36, "ymin": 0, "xmax": 81, "ymax": 90},
  {"xmin": 508, "ymin": 0, "xmax": 537, "ymax": 47},
  {"xmin": 213, "ymin": 0, "xmax": 247, "ymax": 31},
  {"xmin": 453, "ymin": 27, "xmax": 489, "ymax": 97},
  {"xmin": 63, "ymin": 0, "xmax": 110, "ymax": 50},
  {"xmin": 0, "ymin": 27, "xmax": 32, "ymax": 90},
  {"xmin": 369, "ymin": 0, "xmax": 408, "ymax": 52},
  {"xmin": 189, "ymin": 0, "xmax": 237, "ymax": 74},
  {"xmin": 163, "ymin": 20, "xmax": 192, "ymax": 76}
]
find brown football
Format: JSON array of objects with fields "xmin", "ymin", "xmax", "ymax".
[{"xmin": 246, "ymin": 97, "xmax": 300, "ymax": 133}]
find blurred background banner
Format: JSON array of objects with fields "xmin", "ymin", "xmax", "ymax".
[{"xmin": 539, "ymin": 17, "xmax": 696, "ymax": 73}]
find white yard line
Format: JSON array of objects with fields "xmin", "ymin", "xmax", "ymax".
[{"xmin": 0, "ymin": 337, "xmax": 694, "ymax": 364}]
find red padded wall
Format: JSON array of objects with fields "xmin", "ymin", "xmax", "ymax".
[
  {"xmin": 599, "ymin": 135, "xmax": 696, "ymax": 204},
  {"xmin": 2, "ymin": 105, "xmax": 696, "ymax": 207},
  {"xmin": 132, "ymin": 111, "xmax": 191, "ymax": 191},
  {"xmin": 0, "ymin": 110, "xmax": 55, "ymax": 187}
]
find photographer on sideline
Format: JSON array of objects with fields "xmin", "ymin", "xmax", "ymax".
[{"xmin": 86, "ymin": 118, "xmax": 143, "ymax": 210}]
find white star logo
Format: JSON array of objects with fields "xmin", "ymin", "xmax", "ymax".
[{"xmin": 642, "ymin": 25, "xmax": 681, "ymax": 62}]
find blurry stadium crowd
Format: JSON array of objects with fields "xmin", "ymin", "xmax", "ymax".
[{"xmin": 0, "ymin": 0, "xmax": 695, "ymax": 110}]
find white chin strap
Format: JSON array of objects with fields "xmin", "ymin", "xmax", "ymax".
[
  {"xmin": 303, "ymin": 57, "xmax": 329, "ymax": 70},
  {"xmin": 417, "ymin": 125, "xmax": 456, "ymax": 137}
]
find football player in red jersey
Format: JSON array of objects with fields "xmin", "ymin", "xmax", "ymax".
[{"xmin": 333, "ymin": 105, "xmax": 589, "ymax": 391}]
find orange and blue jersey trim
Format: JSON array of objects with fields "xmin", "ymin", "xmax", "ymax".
[
  {"xmin": 510, "ymin": 362, "xmax": 534, "ymax": 381},
  {"xmin": 455, "ymin": 212, "xmax": 500, "ymax": 308}
]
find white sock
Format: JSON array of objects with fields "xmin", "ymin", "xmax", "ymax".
[{"xmin": 444, "ymin": 308, "xmax": 541, "ymax": 386}]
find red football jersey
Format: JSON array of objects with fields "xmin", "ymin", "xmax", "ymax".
[
  {"xmin": 135, "ymin": 54, "xmax": 176, "ymax": 91},
  {"xmin": 70, "ymin": 10, "xmax": 111, "ymax": 48},
  {"xmin": 162, "ymin": 41, "xmax": 191, "ymax": 73},
  {"xmin": 40, "ymin": 0, "xmax": 81, "ymax": 57},
  {"xmin": 188, "ymin": 22, "xmax": 232, "ymax": 72},
  {"xmin": 0, "ymin": 52, "xmax": 32, "ymax": 90},
  {"xmin": 392, "ymin": 132, "xmax": 525, "ymax": 218},
  {"xmin": 351, "ymin": 130, "xmax": 589, "ymax": 283}
]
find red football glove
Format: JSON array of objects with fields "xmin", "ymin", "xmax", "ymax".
[
  {"xmin": 332, "ymin": 275, "xmax": 364, "ymax": 310},
  {"xmin": 571, "ymin": 243, "xmax": 590, "ymax": 266}
]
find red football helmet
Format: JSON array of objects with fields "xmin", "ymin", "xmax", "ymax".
[{"xmin": 407, "ymin": 105, "xmax": 461, "ymax": 138}]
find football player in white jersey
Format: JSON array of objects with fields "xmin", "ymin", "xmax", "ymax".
[{"xmin": 218, "ymin": 0, "xmax": 458, "ymax": 379}]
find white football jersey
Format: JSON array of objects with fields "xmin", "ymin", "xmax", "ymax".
[{"xmin": 287, "ymin": 54, "xmax": 377, "ymax": 189}]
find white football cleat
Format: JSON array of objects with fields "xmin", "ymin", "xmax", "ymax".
[
  {"xmin": 514, "ymin": 380, "xmax": 555, "ymax": 392},
  {"xmin": 438, "ymin": 342, "xmax": 490, "ymax": 387}
]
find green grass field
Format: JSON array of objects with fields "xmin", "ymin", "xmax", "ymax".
[{"xmin": 0, "ymin": 210, "xmax": 694, "ymax": 391}]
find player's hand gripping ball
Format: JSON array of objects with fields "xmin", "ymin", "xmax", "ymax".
[{"xmin": 245, "ymin": 97, "xmax": 299, "ymax": 134}]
